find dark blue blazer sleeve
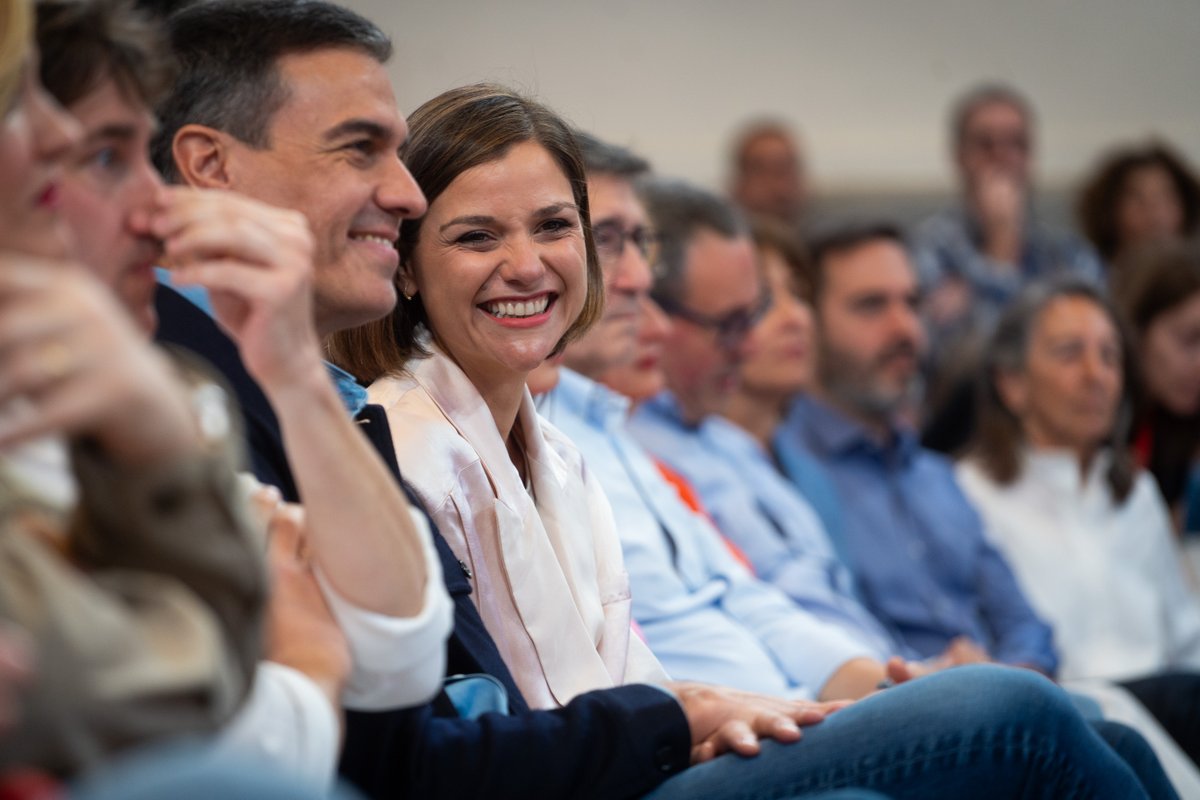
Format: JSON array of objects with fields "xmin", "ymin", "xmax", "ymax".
[
  {"xmin": 339, "ymin": 684, "xmax": 690, "ymax": 800},
  {"xmin": 154, "ymin": 284, "xmax": 299, "ymax": 499}
]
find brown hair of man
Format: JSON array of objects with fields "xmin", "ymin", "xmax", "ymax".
[{"xmin": 37, "ymin": 0, "xmax": 175, "ymax": 110}]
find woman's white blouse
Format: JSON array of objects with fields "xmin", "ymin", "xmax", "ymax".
[
  {"xmin": 957, "ymin": 449, "xmax": 1200, "ymax": 681},
  {"xmin": 370, "ymin": 346, "xmax": 669, "ymax": 709}
]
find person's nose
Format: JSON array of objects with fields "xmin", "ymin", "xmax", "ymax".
[
  {"xmin": 640, "ymin": 296, "xmax": 673, "ymax": 344},
  {"xmin": 777, "ymin": 293, "xmax": 811, "ymax": 333},
  {"xmin": 1082, "ymin": 346, "xmax": 1117, "ymax": 387},
  {"xmin": 608, "ymin": 239, "xmax": 653, "ymax": 297},
  {"xmin": 888, "ymin": 299, "xmax": 924, "ymax": 350},
  {"xmin": 130, "ymin": 158, "xmax": 166, "ymax": 221},
  {"xmin": 378, "ymin": 157, "xmax": 428, "ymax": 221},
  {"xmin": 500, "ymin": 234, "xmax": 548, "ymax": 288}
]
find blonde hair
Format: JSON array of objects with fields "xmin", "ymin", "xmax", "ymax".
[{"xmin": 0, "ymin": 0, "xmax": 31, "ymax": 113}]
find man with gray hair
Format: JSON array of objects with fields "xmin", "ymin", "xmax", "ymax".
[{"xmin": 913, "ymin": 85, "xmax": 1103, "ymax": 449}]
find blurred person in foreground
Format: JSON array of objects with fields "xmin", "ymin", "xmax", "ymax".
[{"xmin": 0, "ymin": 0, "xmax": 269, "ymax": 782}]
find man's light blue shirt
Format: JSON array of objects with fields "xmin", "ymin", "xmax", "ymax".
[
  {"xmin": 778, "ymin": 394, "xmax": 1058, "ymax": 674},
  {"xmin": 626, "ymin": 391, "xmax": 898, "ymax": 660},
  {"xmin": 545, "ymin": 370, "xmax": 879, "ymax": 698}
]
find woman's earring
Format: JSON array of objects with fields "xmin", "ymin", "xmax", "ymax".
[{"xmin": 402, "ymin": 283, "xmax": 415, "ymax": 301}]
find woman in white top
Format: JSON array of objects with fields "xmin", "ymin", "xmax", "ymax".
[
  {"xmin": 957, "ymin": 277, "xmax": 1200, "ymax": 763},
  {"xmin": 329, "ymin": 85, "xmax": 668, "ymax": 709}
]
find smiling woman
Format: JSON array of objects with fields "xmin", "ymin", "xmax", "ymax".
[{"xmin": 328, "ymin": 84, "xmax": 669, "ymax": 710}]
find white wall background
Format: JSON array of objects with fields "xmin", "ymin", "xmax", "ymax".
[{"xmin": 342, "ymin": 0, "xmax": 1200, "ymax": 197}]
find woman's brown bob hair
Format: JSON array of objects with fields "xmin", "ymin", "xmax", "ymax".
[
  {"xmin": 328, "ymin": 83, "xmax": 603, "ymax": 383},
  {"xmin": 968, "ymin": 278, "xmax": 1136, "ymax": 503}
]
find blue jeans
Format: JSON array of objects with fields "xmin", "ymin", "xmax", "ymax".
[{"xmin": 644, "ymin": 665, "xmax": 1163, "ymax": 800}]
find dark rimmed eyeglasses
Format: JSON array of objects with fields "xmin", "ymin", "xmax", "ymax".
[
  {"xmin": 652, "ymin": 289, "xmax": 773, "ymax": 350},
  {"xmin": 592, "ymin": 221, "xmax": 661, "ymax": 270}
]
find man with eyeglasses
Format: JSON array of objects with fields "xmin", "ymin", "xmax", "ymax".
[
  {"xmin": 913, "ymin": 84, "xmax": 1102, "ymax": 450},
  {"xmin": 570, "ymin": 173, "xmax": 918, "ymax": 701},
  {"xmin": 555, "ymin": 132, "xmax": 661, "ymax": 378}
]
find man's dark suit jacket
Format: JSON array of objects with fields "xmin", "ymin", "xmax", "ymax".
[{"xmin": 154, "ymin": 284, "xmax": 691, "ymax": 799}]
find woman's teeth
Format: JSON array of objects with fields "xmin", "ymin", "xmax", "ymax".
[{"xmin": 485, "ymin": 296, "xmax": 550, "ymax": 318}]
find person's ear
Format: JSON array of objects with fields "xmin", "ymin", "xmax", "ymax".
[
  {"xmin": 398, "ymin": 262, "xmax": 418, "ymax": 300},
  {"xmin": 172, "ymin": 124, "xmax": 237, "ymax": 190}
]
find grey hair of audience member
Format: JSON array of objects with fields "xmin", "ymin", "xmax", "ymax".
[
  {"xmin": 573, "ymin": 130, "xmax": 650, "ymax": 179},
  {"xmin": 970, "ymin": 277, "xmax": 1136, "ymax": 501},
  {"xmin": 950, "ymin": 82, "xmax": 1036, "ymax": 147},
  {"xmin": 149, "ymin": 0, "xmax": 390, "ymax": 183},
  {"xmin": 638, "ymin": 177, "xmax": 747, "ymax": 304}
]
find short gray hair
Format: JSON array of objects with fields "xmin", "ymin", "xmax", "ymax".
[
  {"xmin": 574, "ymin": 130, "xmax": 650, "ymax": 178},
  {"xmin": 637, "ymin": 177, "xmax": 747, "ymax": 303}
]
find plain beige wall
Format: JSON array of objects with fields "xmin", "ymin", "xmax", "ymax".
[{"xmin": 342, "ymin": 0, "xmax": 1200, "ymax": 198}]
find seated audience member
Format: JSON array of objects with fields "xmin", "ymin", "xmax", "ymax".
[
  {"xmin": 1078, "ymin": 141, "xmax": 1200, "ymax": 285},
  {"xmin": 780, "ymin": 223, "xmax": 1059, "ymax": 673},
  {"xmin": 546, "ymin": 135, "xmax": 910, "ymax": 701},
  {"xmin": 36, "ymin": 0, "xmax": 451, "ymax": 784},
  {"xmin": 913, "ymin": 83, "xmax": 1102, "ymax": 347},
  {"xmin": 328, "ymin": 80, "xmax": 1177, "ymax": 800},
  {"xmin": 0, "ymin": 0, "xmax": 266, "ymax": 778},
  {"xmin": 719, "ymin": 218, "xmax": 848, "ymax": 571},
  {"xmin": 1116, "ymin": 241, "xmax": 1200, "ymax": 533},
  {"xmin": 727, "ymin": 119, "xmax": 809, "ymax": 232},
  {"xmin": 615, "ymin": 177, "xmax": 911, "ymax": 681},
  {"xmin": 957, "ymin": 278, "xmax": 1200, "ymax": 763},
  {"xmin": 913, "ymin": 84, "xmax": 1102, "ymax": 454}
]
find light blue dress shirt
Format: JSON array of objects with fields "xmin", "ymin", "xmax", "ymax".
[
  {"xmin": 626, "ymin": 391, "xmax": 898, "ymax": 660},
  {"xmin": 778, "ymin": 395, "xmax": 1058, "ymax": 675},
  {"xmin": 545, "ymin": 370, "xmax": 879, "ymax": 698}
]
